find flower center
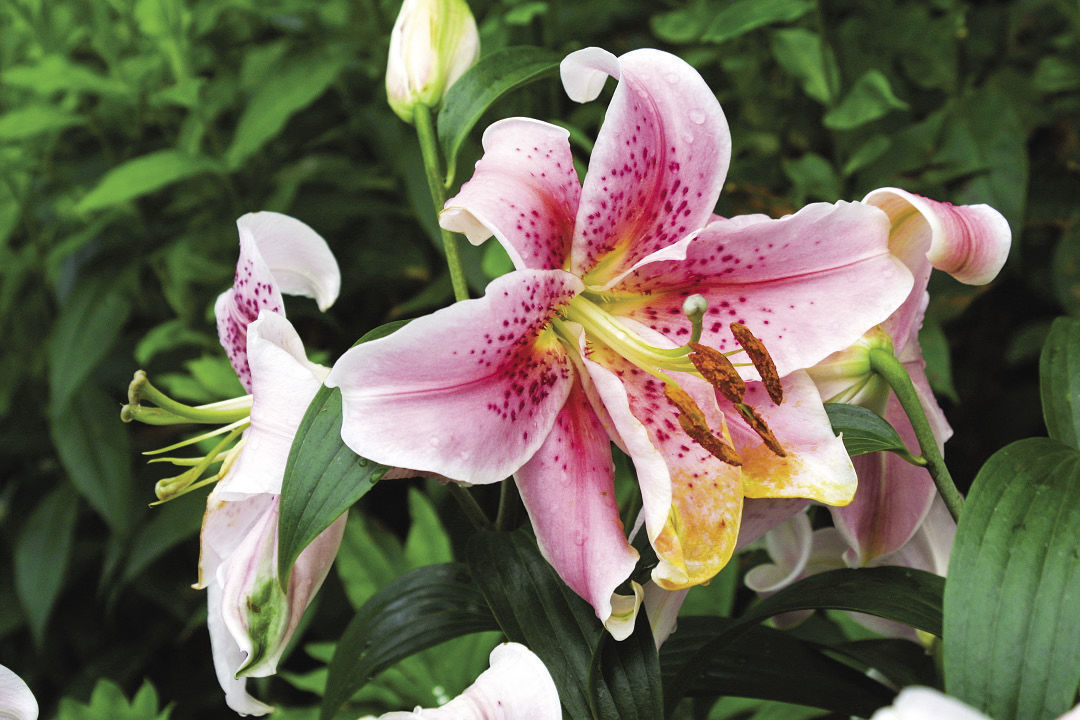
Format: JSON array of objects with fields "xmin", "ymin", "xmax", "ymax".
[
  {"xmin": 554, "ymin": 294, "xmax": 787, "ymax": 464},
  {"xmin": 121, "ymin": 370, "xmax": 251, "ymax": 503}
]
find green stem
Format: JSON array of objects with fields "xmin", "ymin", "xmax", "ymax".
[
  {"xmin": 447, "ymin": 483, "xmax": 492, "ymax": 531},
  {"xmin": 868, "ymin": 348, "xmax": 964, "ymax": 522},
  {"xmin": 413, "ymin": 104, "xmax": 469, "ymax": 302},
  {"xmin": 494, "ymin": 479, "xmax": 520, "ymax": 531}
]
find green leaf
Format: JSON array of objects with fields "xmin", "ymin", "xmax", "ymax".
[
  {"xmin": 661, "ymin": 618, "xmax": 893, "ymax": 715},
  {"xmin": 1033, "ymin": 57, "xmax": 1080, "ymax": 93},
  {"xmin": 403, "ymin": 488, "xmax": 454, "ymax": 569},
  {"xmin": 56, "ymin": 678, "xmax": 171, "ymax": 720},
  {"xmin": 278, "ymin": 321, "xmax": 410, "ymax": 582},
  {"xmin": 277, "ymin": 387, "xmax": 388, "ymax": 582},
  {"xmin": 824, "ymin": 403, "xmax": 913, "ymax": 458},
  {"xmin": 50, "ymin": 386, "xmax": 135, "ymax": 536},
  {"xmin": 823, "ymin": 71, "xmax": 909, "ymax": 130},
  {"xmin": 701, "ymin": 0, "xmax": 814, "ymax": 44},
  {"xmin": 15, "ymin": 485, "xmax": 78, "ymax": 646},
  {"xmin": 120, "ymin": 485, "xmax": 208, "ymax": 583},
  {"xmin": 49, "ymin": 273, "xmax": 133, "ymax": 414},
  {"xmin": 0, "ymin": 105, "xmax": 84, "ymax": 141},
  {"xmin": 841, "ymin": 135, "xmax": 892, "ymax": 177},
  {"xmin": 320, "ymin": 563, "xmax": 498, "ymax": 720},
  {"xmin": 225, "ymin": 50, "xmax": 347, "ymax": 169},
  {"xmin": 2, "ymin": 55, "xmax": 131, "ymax": 96},
  {"xmin": 1040, "ymin": 318, "xmax": 1080, "ymax": 448},
  {"xmin": 437, "ymin": 47, "xmax": 561, "ymax": 183},
  {"xmin": 944, "ymin": 438, "xmax": 1080, "ymax": 720},
  {"xmin": 589, "ymin": 609, "xmax": 663, "ymax": 720},
  {"xmin": 650, "ymin": 2, "xmax": 714, "ymax": 44},
  {"xmin": 665, "ymin": 567, "xmax": 943, "ymax": 709},
  {"xmin": 468, "ymin": 529, "xmax": 651, "ymax": 719},
  {"xmin": 781, "ymin": 153, "xmax": 840, "ymax": 204},
  {"xmin": 76, "ymin": 150, "xmax": 221, "ymax": 213},
  {"xmin": 769, "ymin": 29, "xmax": 839, "ymax": 105}
]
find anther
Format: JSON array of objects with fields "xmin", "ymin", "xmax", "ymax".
[
  {"xmin": 730, "ymin": 323, "xmax": 783, "ymax": 405},
  {"xmin": 688, "ymin": 342, "xmax": 745, "ymax": 403},
  {"xmin": 735, "ymin": 402, "xmax": 786, "ymax": 457},
  {"xmin": 664, "ymin": 384, "xmax": 742, "ymax": 466}
]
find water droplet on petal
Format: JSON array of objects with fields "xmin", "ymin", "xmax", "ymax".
[
  {"xmin": 689, "ymin": 109, "xmax": 706, "ymax": 124},
  {"xmin": 664, "ymin": 72, "xmax": 679, "ymax": 85}
]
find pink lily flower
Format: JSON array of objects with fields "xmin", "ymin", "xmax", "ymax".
[
  {"xmin": 0, "ymin": 665, "xmax": 37, "ymax": 720},
  {"xmin": 197, "ymin": 212, "xmax": 345, "ymax": 715},
  {"xmin": 810, "ymin": 189, "xmax": 1010, "ymax": 563},
  {"xmin": 327, "ymin": 47, "xmax": 913, "ymax": 635},
  {"xmin": 360, "ymin": 643, "xmax": 561, "ymax": 720}
]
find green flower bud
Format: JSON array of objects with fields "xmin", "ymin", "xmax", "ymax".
[{"xmin": 385, "ymin": 0, "xmax": 480, "ymax": 123}]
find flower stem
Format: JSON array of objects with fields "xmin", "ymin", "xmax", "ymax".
[
  {"xmin": 868, "ymin": 348, "xmax": 964, "ymax": 522},
  {"xmin": 447, "ymin": 482, "xmax": 492, "ymax": 531},
  {"xmin": 413, "ymin": 104, "xmax": 469, "ymax": 302}
]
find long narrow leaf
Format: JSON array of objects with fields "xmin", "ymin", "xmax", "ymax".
[
  {"xmin": 321, "ymin": 563, "xmax": 498, "ymax": 720},
  {"xmin": 944, "ymin": 438, "xmax": 1080, "ymax": 720}
]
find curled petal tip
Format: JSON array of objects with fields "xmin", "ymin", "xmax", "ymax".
[{"xmin": 560, "ymin": 46, "xmax": 620, "ymax": 102}]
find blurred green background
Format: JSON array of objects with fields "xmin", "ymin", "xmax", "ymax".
[{"xmin": 0, "ymin": 0, "xmax": 1077, "ymax": 716}]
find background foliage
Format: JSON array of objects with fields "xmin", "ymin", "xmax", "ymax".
[{"xmin": 1, "ymin": 0, "xmax": 1077, "ymax": 716}]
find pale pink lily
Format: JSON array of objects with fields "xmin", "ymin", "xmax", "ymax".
[
  {"xmin": 744, "ymin": 496, "xmax": 954, "ymax": 641},
  {"xmin": 360, "ymin": 643, "xmax": 561, "ymax": 720},
  {"xmin": 871, "ymin": 687, "xmax": 1080, "ymax": 720},
  {"xmin": 809, "ymin": 189, "xmax": 1010, "ymax": 563},
  {"xmin": 0, "ymin": 665, "xmax": 37, "ymax": 720},
  {"xmin": 197, "ymin": 212, "xmax": 345, "ymax": 715},
  {"xmin": 328, "ymin": 47, "xmax": 913, "ymax": 635}
]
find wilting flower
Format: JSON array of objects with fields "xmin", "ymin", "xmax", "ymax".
[
  {"xmin": 745, "ymin": 496, "xmax": 954, "ymax": 640},
  {"xmin": 0, "ymin": 665, "xmax": 37, "ymax": 720},
  {"xmin": 328, "ymin": 47, "xmax": 912, "ymax": 635},
  {"xmin": 386, "ymin": 0, "xmax": 480, "ymax": 122},
  {"xmin": 809, "ymin": 189, "xmax": 1010, "ymax": 563},
  {"xmin": 125, "ymin": 212, "xmax": 344, "ymax": 714},
  {"xmin": 360, "ymin": 643, "xmax": 561, "ymax": 720}
]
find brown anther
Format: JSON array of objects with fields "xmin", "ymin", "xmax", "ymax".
[
  {"xmin": 735, "ymin": 403, "xmax": 787, "ymax": 457},
  {"xmin": 664, "ymin": 384, "xmax": 743, "ymax": 466},
  {"xmin": 730, "ymin": 323, "xmax": 783, "ymax": 405},
  {"xmin": 688, "ymin": 342, "xmax": 745, "ymax": 403}
]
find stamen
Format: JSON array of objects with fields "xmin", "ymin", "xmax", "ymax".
[
  {"xmin": 734, "ymin": 402, "xmax": 786, "ymax": 457},
  {"xmin": 682, "ymin": 294, "xmax": 708, "ymax": 344},
  {"xmin": 123, "ymin": 370, "xmax": 252, "ymax": 425},
  {"xmin": 688, "ymin": 342, "xmax": 745, "ymax": 403},
  {"xmin": 664, "ymin": 384, "xmax": 742, "ymax": 466},
  {"xmin": 730, "ymin": 323, "xmax": 783, "ymax": 405},
  {"xmin": 152, "ymin": 425, "xmax": 245, "ymax": 502}
]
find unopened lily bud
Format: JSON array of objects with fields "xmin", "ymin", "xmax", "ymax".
[
  {"xmin": 807, "ymin": 326, "xmax": 894, "ymax": 411},
  {"xmin": 385, "ymin": 0, "xmax": 480, "ymax": 123}
]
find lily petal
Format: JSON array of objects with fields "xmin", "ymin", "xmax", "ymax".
[
  {"xmin": 734, "ymin": 371, "xmax": 858, "ymax": 506},
  {"xmin": 0, "ymin": 665, "xmax": 38, "ymax": 720},
  {"xmin": 611, "ymin": 201, "xmax": 913, "ymax": 377},
  {"xmin": 219, "ymin": 500, "xmax": 346, "ymax": 679},
  {"xmin": 870, "ymin": 687, "xmax": 992, "ymax": 720},
  {"xmin": 218, "ymin": 312, "xmax": 327, "ymax": 499},
  {"xmin": 364, "ymin": 643, "xmax": 562, "ymax": 720},
  {"xmin": 561, "ymin": 47, "xmax": 731, "ymax": 284},
  {"xmin": 327, "ymin": 270, "xmax": 582, "ymax": 484},
  {"xmin": 514, "ymin": 383, "xmax": 639, "ymax": 636},
  {"xmin": 586, "ymin": 341, "xmax": 742, "ymax": 590},
  {"xmin": 441, "ymin": 118, "xmax": 580, "ymax": 270},
  {"xmin": 216, "ymin": 212, "xmax": 340, "ymax": 391},
  {"xmin": 863, "ymin": 187, "xmax": 1011, "ymax": 286},
  {"xmin": 207, "ymin": 578, "xmax": 276, "ymax": 717}
]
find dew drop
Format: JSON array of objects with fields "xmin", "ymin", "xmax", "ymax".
[
  {"xmin": 664, "ymin": 72, "xmax": 679, "ymax": 85},
  {"xmin": 689, "ymin": 109, "xmax": 706, "ymax": 124}
]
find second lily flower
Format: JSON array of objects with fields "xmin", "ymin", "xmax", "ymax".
[{"xmin": 327, "ymin": 47, "xmax": 914, "ymax": 636}]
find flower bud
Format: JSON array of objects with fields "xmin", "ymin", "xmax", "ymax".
[{"xmin": 385, "ymin": 0, "xmax": 480, "ymax": 122}]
